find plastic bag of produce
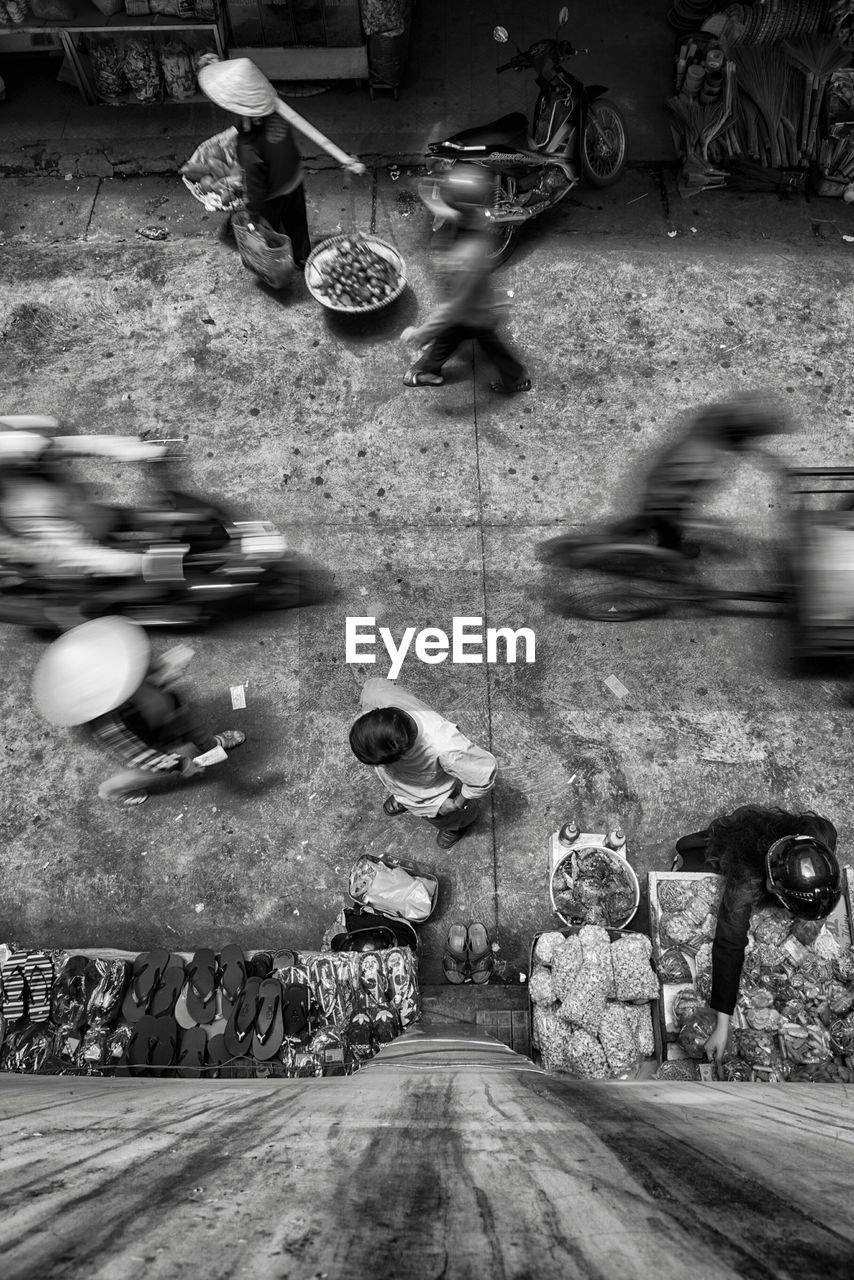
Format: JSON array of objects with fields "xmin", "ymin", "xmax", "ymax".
[
  {"xmin": 528, "ymin": 965, "xmax": 557, "ymax": 1007},
  {"xmin": 122, "ymin": 37, "xmax": 162, "ymax": 104},
  {"xmin": 579, "ymin": 924, "xmax": 616, "ymax": 998},
  {"xmin": 533, "ymin": 931, "xmax": 566, "ymax": 966},
  {"xmin": 658, "ymin": 947, "xmax": 692, "ymax": 984},
  {"xmin": 693, "ymin": 942, "xmax": 713, "ymax": 1003},
  {"xmin": 159, "ymin": 40, "xmax": 196, "ymax": 101},
  {"xmin": 751, "ymin": 905, "xmax": 792, "ymax": 947},
  {"xmin": 720, "ymin": 1055, "xmax": 753, "ymax": 1082},
  {"xmin": 678, "ymin": 1007, "xmax": 717, "ymax": 1058},
  {"xmin": 564, "ymin": 1028, "xmax": 609, "ymax": 1079},
  {"xmin": 654, "ymin": 1058, "xmax": 700, "ymax": 1081},
  {"xmin": 624, "ymin": 1001, "xmax": 656, "ymax": 1058},
  {"xmin": 672, "ymin": 986, "xmax": 704, "ymax": 1027},
  {"xmin": 745, "ymin": 1006, "xmax": 781, "ymax": 1032},
  {"xmin": 610, "ymin": 933, "xmax": 658, "ymax": 1002},
  {"xmin": 550, "ymin": 934, "xmax": 583, "ymax": 1002},
  {"xmin": 558, "ymin": 962, "xmax": 608, "ymax": 1035},
  {"xmin": 232, "ymin": 210, "xmax": 292, "ymax": 291},
  {"xmin": 735, "ymin": 1028, "xmax": 781, "ymax": 1068},
  {"xmin": 657, "ymin": 881, "xmax": 693, "ymax": 913},
  {"xmin": 88, "ymin": 37, "xmax": 128, "ymax": 103},
  {"xmin": 598, "ymin": 1003, "xmax": 642, "ymax": 1077}
]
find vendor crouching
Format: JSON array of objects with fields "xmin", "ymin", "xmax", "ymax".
[{"xmin": 673, "ymin": 805, "xmax": 842, "ymax": 1067}]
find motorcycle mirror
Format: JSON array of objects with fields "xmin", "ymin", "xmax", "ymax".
[
  {"xmin": 493, "ymin": 26, "xmax": 508, "ymax": 43},
  {"xmin": 558, "ymin": 6, "xmax": 569, "ymax": 26}
]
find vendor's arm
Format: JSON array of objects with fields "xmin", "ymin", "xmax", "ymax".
[
  {"xmin": 438, "ymin": 738, "xmax": 497, "ymax": 799},
  {"xmin": 709, "ymin": 876, "xmax": 754, "ymax": 1017},
  {"xmin": 273, "ymin": 100, "xmax": 365, "ymax": 173},
  {"xmin": 239, "ymin": 141, "xmax": 271, "ymax": 219}
]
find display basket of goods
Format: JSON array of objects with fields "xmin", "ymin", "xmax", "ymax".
[
  {"xmin": 348, "ymin": 853, "xmax": 438, "ymax": 924},
  {"xmin": 785, "ymin": 467, "xmax": 854, "ymax": 661},
  {"xmin": 305, "ymin": 234, "xmax": 406, "ymax": 314},
  {"xmin": 648, "ymin": 867, "xmax": 854, "ymax": 1084},
  {"xmin": 528, "ymin": 925, "xmax": 662, "ymax": 1080},
  {"xmin": 548, "ymin": 821, "xmax": 640, "ymax": 929},
  {"xmin": 181, "ymin": 127, "xmax": 245, "ymax": 213}
]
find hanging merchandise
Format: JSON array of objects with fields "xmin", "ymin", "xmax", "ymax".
[
  {"xmin": 88, "ymin": 37, "xmax": 130, "ymax": 104},
  {"xmin": 122, "ymin": 37, "xmax": 164, "ymax": 104},
  {"xmin": 159, "ymin": 40, "xmax": 197, "ymax": 101},
  {"xmin": 4, "ymin": 0, "xmax": 30, "ymax": 20}
]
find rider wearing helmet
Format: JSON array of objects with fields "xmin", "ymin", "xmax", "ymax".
[
  {"xmin": 401, "ymin": 163, "xmax": 532, "ymax": 394},
  {"xmin": 672, "ymin": 805, "xmax": 841, "ymax": 1067}
]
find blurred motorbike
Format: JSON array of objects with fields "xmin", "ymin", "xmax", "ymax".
[
  {"xmin": 422, "ymin": 6, "xmax": 628, "ymax": 264},
  {"xmin": 0, "ymin": 415, "xmax": 330, "ymax": 632}
]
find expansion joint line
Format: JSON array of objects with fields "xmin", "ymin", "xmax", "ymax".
[{"xmin": 471, "ymin": 354, "xmax": 500, "ymax": 938}]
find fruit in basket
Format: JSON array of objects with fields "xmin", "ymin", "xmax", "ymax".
[{"xmin": 316, "ymin": 236, "xmax": 399, "ymax": 308}]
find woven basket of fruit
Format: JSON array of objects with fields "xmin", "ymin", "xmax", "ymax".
[
  {"xmin": 181, "ymin": 127, "xmax": 245, "ymax": 214},
  {"xmin": 305, "ymin": 234, "xmax": 406, "ymax": 314}
]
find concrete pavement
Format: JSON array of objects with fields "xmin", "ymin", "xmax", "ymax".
[{"xmin": 1, "ymin": 165, "xmax": 854, "ymax": 980}]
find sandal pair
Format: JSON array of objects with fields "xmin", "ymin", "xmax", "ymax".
[{"xmin": 442, "ymin": 923, "xmax": 493, "ymax": 985}]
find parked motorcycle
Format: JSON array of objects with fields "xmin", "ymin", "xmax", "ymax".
[
  {"xmin": 422, "ymin": 7, "xmax": 628, "ymax": 264},
  {"xmin": 0, "ymin": 416, "xmax": 330, "ymax": 632}
]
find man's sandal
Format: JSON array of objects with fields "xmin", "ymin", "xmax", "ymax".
[
  {"xmin": 214, "ymin": 731, "xmax": 246, "ymax": 751},
  {"xmin": 403, "ymin": 370, "xmax": 444, "ymax": 387},
  {"xmin": 443, "ymin": 924, "xmax": 469, "ymax": 985}
]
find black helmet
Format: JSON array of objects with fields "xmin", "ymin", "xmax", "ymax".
[
  {"xmin": 440, "ymin": 164, "xmax": 494, "ymax": 216},
  {"xmin": 331, "ymin": 926, "xmax": 398, "ymax": 953},
  {"xmin": 765, "ymin": 834, "xmax": 841, "ymax": 919}
]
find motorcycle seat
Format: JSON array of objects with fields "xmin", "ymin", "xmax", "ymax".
[{"xmin": 443, "ymin": 112, "xmax": 530, "ymax": 150}]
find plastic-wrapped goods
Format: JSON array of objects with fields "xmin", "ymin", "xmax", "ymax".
[
  {"xmin": 735, "ymin": 1028, "xmax": 781, "ymax": 1068},
  {"xmin": 578, "ymin": 924, "xmax": 616, "ymax": 998},
  {"xmin": 830, "ymin": 1011, "xmax": 854, "ymax": 1055},
  {"xmin": 31, "ymin": 0, "xmax": 74, "ymax": 15},
  {"xmin": 657, "ymin": 881, "xmax": 693, "ymax": 913},
  {"xmin": 658, "ymin": 946, "xmax": 692, "ymax": 984},
  {"xmin": 193, "ymin": 0, "xmax": 216, "ymax": 15},
  {"xmin": 672, "ymin": 986, "xmax": 706, "ymax": 1029},
  {"xmin": 564, "ymin": 1028, "xmax": 609, "ymax": 1079},
  {"xmin": 720, "ymin": 1056, "xmax": 753, "ymax": 1082},
  {"xmin": 80, "ymin": 1025, "xmax": 107, "ymax": 1067},
  {"xmin": 745, "ymin": 1005, "xmax": 782, "ymax": 1032},
  {"xmin": 678, "ymin": 1008, "xmax": 717, "ymax": 1058},
  {"xmin": 1, "ymin": 1023, "xmax": 60, "ymax": 1074},
  {"xmin": 533, "ymin": 1008, "xmax": 564, "ymax": 1057},
  {"xmin": 105, "ymin": 1024, "xmax": 132, "ymax": 1068},
  {"xmin": 624, "ymin": 1001, "xmax": 656, "ymax": 1058},
  {"xmin": 122, "ymin": 37, "xmax": 163, "ymax": 104},
  {"xmin": 610, "ymin": 933, "xmax": 658, "ymax": 1002},
  {"xmin": 558, "ymin": 961, "xmax": 608, "ymax": 1035},
  {"xmin": 598, "ymin": 1003, "xmax": 641, "ymax": 1077},
  {"xmin": 87, "ymin": 958, "xmax": 129, "ymax": 1026},
  {"xmin": 88, "ymin": 38, "xmax": 129, "ymax": 103},
  {"xmin": 533, "ymin": 930, "xmax": 568, "ymax": 967},
  {"xmin": 159, "ymin": 40, "xmax": 196, "ymax": 100},
  {"xmin": 360, "ymin": 0, "xmax": 409, "ymax": 37},
  {"xmin": 528, "ymin": 964, "xmax": 557, "ymax": 1008},
  {"xmin": 550, "ymin": 934, "xmax": 584, "ymax": 1002},
  {"xmin": 654, "ymin": 1058, "xmax": 700, "ymax": 1081},
  {"xmin": 751, "ymin": 905, "xmax": 792, "ymax": 947}
]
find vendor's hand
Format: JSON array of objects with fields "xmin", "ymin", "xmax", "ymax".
[
  {"xmin": 437, "ymin": 793, "xmax": 466, "ymax": 816},
  {"xmin": 704, "ymin": 1022, "xmax": 729, "ymax": 1068},
  {"xmin": 345, "ymin": 159, "xmax": 367, "ymax": 177},
  {"xmin": 175, "ymin": 744, "xmax": 205, "ymax": 778},
  {"xmin": 400, "ymin": 326, "xmax": 420, "ymax": 346}
]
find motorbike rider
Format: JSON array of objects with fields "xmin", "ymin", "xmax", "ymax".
[
  {"xmin": 31, "ymin": 616, "xmax": 246, "ymax": 807},
  {"xmin": 0, "ymin": 423, "xmax": 167, "ymax": 579},
  {"xmin": 672, "ymin": 805, "xmax": 841, "ymax": 1069},
  {"xmin": 608, "ymin": 397, "xmax": 789, "ymax": 557},
  {"xmin": 400, "ymin": 165, "xmax": 532, "ymax": 395}
]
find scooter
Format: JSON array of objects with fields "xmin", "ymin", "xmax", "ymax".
[
  {"xmin": 422, "ymin": 6, "xmax": 628, "ymax": 264},
  {"xmin": 0, "ymin": 416, "xmax": 330, "ymax": 632}
]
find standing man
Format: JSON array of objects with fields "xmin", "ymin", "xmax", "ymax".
[
  {"xmin": 349, "ymin": 678, "xmax": 497, "ymax": 849},
  {"xmin": 401, "ymin": 164, "xmax": 531, "ymax": 394},
  {"xmin": 197, "ymin": 56, "xmax": 366, "ymax": 270},
  {"xmin": 32, "ymin": 617, "xmax": 246, "ymax": 807}
]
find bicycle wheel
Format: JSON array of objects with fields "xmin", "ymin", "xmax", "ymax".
[{"xmin": 566, "ymin": 586, "xmax": 669, "ymax": 622}]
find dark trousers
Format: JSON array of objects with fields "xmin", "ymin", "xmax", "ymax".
[
  {"xmin": 413, "ymin": 325, "xmax": 527, "ymax": 387},
  {"xmin": 264, "ymin": 183, "xmax": 311, "ymax": 267},
  {"xmin": 609, "ymin": 512, "xmax": 687, "ymax": 551},
  {"xmin": 424, "ymin": 796, "xmax": 482, "ymax": 835}
]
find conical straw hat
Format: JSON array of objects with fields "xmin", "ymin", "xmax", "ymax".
[
  {"xmin": 197, "ymin": 58, "xmax": 278, "ymax": 117},
  {"xmin": 32, "ymin": 616, "xmax": 151, "ymax": 726}
]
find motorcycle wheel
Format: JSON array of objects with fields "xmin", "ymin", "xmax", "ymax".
[
  {"xmin": 486, "ymin": 222, "xmax": 518, "ymax": 267},
  {"xmin": 581, "ymin": 99, "xmax": 628, "ymax": 187},
  {"xmin": 566, "ymin": 587, "xmax": 668, "ymax": 622}
]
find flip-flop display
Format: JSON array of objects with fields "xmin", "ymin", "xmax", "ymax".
[{"xmin": 0, "ymin": 940, "xmax": 420, "ymax": 1078}]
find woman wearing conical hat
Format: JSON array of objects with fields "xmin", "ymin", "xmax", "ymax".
[{"xmin": 197, "ymin": 56, "xmax": 366, "ymax": 270}]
